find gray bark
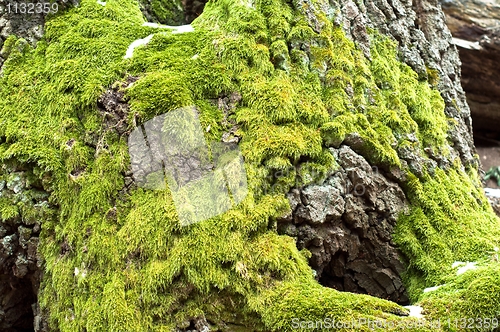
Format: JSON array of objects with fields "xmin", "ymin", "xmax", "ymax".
[{"xmin": 0, "ymin": 0, "xmax": 481, "ymax": 329}]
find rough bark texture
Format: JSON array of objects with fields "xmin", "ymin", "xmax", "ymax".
[
  {"xmin": 333, "ymin": 0, "xmax": 477, "ymax": 169},
  {"xmin": 278, "ymin": 145, "xmax": 410, "ymax": 303},
  {"xmin": 0, "ymin": 0, "xmax": 493, "ymax": 330},
  {"xmin": 0, "ymin": 162, "xmax": 51, "ymax": 332},
  {"xmin": 441, "ymin": 0, "xmax": 500, "ymax": 138},
  {"xmin": 274, "ymin": 0, "xmax": 478, "ymax": 303}
]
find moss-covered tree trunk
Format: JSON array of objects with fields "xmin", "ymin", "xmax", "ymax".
[{"xmin": 1, "ymin": 0, "xmax": 499, "ymax": 331}]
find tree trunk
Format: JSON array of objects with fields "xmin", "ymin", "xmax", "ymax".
[{"xmin": 1, "ymin": 0, "xmax": 499, "ymax": 331}]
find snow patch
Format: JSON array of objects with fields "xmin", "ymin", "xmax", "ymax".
[
  {"xmin": 142, "ymin": 22, "xmax": 162, "ymax": 28},
  {"xmin": 452, "ymin": 37, "xmax": 482, "ymax": 50},
  {"xmin": 485, "ymin": 188, "xmax": 500, "ymax": 198},
  {"xmin": 404, "ymin": 305, "xmax": 424, "ymax": 318},
  {"xmin": 124, "ymin": 25, "xmax": 195, "ymax": 58},
  {"xmin": 97, "ymin": 0, "xmax": 106, "ymax": 6},
  {"xmin": 423, "ymin": 285, "xmax": 444, "ymax": 293},
  {"xmin": 457, "ymin": 262, "xmax": 477, "ymax": 275},
  {"xmin": 124, "ymin": 34, "xmax": 154, "ymax": 59},
  {"xmin": 74, "ymin": 267, "xmax": 87, "ymax": 278},
  {"xmin": 172, "ymin": 25, "xmax": 195, "ymax": 34},
  {"xmin": 452, "ymin": 261, "xmax": 477, "ymax": 275},
  {"xmin": 142, "ymin": 23, "xmax": 195, "ymax": 34}
]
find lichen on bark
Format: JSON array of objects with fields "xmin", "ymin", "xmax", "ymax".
[{"xmin": 0, "ymin": 0, "xmax": 499, "ymax": 331}]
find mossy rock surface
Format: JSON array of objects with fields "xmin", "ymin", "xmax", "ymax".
[{"xmin": 0, "ymin": 0, "xmax": 499, "ymax": 331}]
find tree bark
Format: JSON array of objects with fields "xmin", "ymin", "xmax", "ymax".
[{"xmin": 0, "ymin": 0, "xmax": 498, "ymax": 331}]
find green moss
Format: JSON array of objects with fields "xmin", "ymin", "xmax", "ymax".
[
  {"xmin": 0, "ymin": 35, "xmax": 21, "ymax": 58},
  {"xmin": 395, "ymin": 166, "xmax": 500, "ymax": 324},
  {"xmin": 0, "ymin": 0, "xmax": 499, "ymax": 330},
  {"xmin": 420, "ymin": 262, "xmax": 500, "ymax": 330},
  {"xmin": 426, "ymin": 67, "xmax": 439, "ymax": 87},
  {"xmin": 147, "ymin": 0, "xmax": 185, "ymax": 25}
]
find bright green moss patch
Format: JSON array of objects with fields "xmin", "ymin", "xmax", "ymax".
[
  {"xmin": 395, "ymin": 167, "xmax": 500, "ymax": 299},
  {"xmin": 0, "ymin": 0, "xmax": 499, "ymax": 330},
  {"xmin": 419, "ymin": 261, "xmax": 500, "ymax": 330},
  {"xmin": 252, "ymin": 277, "xmax": 402, "ymax": 331}
]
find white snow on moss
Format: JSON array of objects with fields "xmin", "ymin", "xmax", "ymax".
[
  {"xmin": 485, "ymin": 188, "xmax": 500, "ymax": 198},
  {"xmin": 124, "ymin": 34, "xmax": 154, "ymax": 59},
  {"xmin": 74, "ymin": 267, "xmax": 87, "ymax": 278},
  {"xmin": 142, "ymin": 22, "xmax": 161, "ymax": 28},
  {"xmin": 404, "ymin": 305, "xmax": 424, "ymax": 318},
  {"xmin": 423, "ymin": 285, "xmax": 444, "ymax": 293},
  {"xmin": 124, "ymin": 24, "xmax": 195, "ymax": 59},
  {"xmin": 452, "ymin": 261, "xmax": 477, "ymax": 275},
  {"xmin": 142, "ymin": 23, "xmax": 195, "ymax": 34},
  {"xmin": 173, "ymin": 25, "xmax": 194, "ymax": 34}
]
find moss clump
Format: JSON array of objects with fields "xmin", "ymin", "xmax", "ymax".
[
  {"xmin": 148, "ymin": 0, "xmax": 185, "ymax": 25},
  {"xmin": 419, "ymin": 261, "xmax": 500, "ymax": 329},
  {"xmin": 395, "ymin": 167, "xmax": 500, "ymax": 297},
  {"xmin": 0, "ymin": 0, "xmax": 499, "ymax": 330}
]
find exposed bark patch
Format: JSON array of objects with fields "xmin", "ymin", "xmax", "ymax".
[
  {"xmin": 212, "ymin": 92, "xmax": 242, "ymax": 144},
  {"xmin": 278, "ymin": 146, "xmax": 410, "ymax": 304},
  {"xmin": 175, "ymin": 316, "xmax": 210, "ymax": 332},
  {"xmin": 98, "ymin": 76, "xmax": 138, "ymax": 137},
  {"xmin": 97, "ymin": 77, "xmax": 140, "ymax": 200},
  {"xmin": 0, "ymin": 162, "xmax": 52, "ymax": 331}
]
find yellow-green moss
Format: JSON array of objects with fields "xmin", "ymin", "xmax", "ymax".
[
  {"xmin": 419, "ymin": 261, "xmax": 500, "ymax": 331},
  {"xmin": 395, "ymin": 167, "xmax": 500, "ymax": 296},
  {"xmin": 0, "ymin": 0, "xmax": 499, "ymax": 331},
  {"xmin": 146, "ymin": 0, "xmax": 185, "ymax": 25}
]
